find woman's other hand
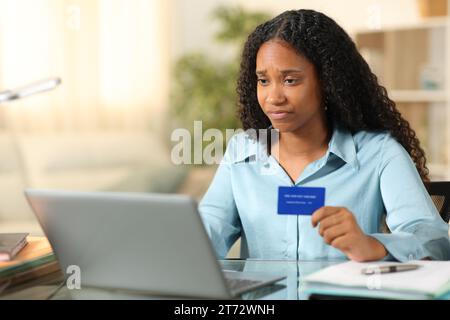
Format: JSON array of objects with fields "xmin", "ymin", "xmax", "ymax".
[{"xmin": 311, "ymin": 206, "xmax": 388, "ymax": 262}]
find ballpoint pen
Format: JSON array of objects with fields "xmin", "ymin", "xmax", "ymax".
[{"xmin": 361, "ymin": 264, "xmax": 420, "ymax": 275}]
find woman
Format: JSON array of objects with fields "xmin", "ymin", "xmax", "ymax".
[{"xmin": 199, "ymin": 9, "xmax": 450, "ymax": 262}]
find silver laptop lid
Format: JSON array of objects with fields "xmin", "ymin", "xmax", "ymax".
[{"xmin": 24, "ymin": 189, "xmax": 231, "ymax": 298}]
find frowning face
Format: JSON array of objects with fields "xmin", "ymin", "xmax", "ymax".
[{"xmin": 256, "ymin": 40, "xmax": 326, "ymax": 134}]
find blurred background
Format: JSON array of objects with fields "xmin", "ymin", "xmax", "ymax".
[{"xmin": 0, "ymin": 0, "xmax": 449, "ymax": 244}]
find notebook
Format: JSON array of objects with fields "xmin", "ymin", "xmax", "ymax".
[
  {"xmin": 303, "ymin": 260, "xmax": 450, "ymax": 300},
  {"xmin": 0, "ymin": 233, "xmax": 29, "ymax": 262}
]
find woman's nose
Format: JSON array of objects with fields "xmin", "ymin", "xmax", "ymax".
[{"xmin": 267, "ymin": 85, "xmax": 286, "ymax": 105}]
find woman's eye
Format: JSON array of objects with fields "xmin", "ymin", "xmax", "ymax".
[
  {"xmin": 257, "ymin": 78, "xmax": 269, "ymax": 85},
  {"xmin": 285, "ymin": 78, "xmax": 298, "ymax": 85}
]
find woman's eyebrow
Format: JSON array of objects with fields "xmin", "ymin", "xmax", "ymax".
[{"xmin": 255, "ymin": 68, "xmax": 304, "ymax": 76}]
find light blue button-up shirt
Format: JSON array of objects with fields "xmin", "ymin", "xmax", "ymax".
[{"xmin": 198, "ymin": 125, "xmax": 450, "ymax": 262}]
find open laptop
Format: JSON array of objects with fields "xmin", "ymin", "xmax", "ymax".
[{"xmin": 24, "ymin": 189, "xmax": 285, "ymax": 299}]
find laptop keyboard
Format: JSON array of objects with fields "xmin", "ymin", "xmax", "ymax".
[{"xmin": 225, "ymin": 277, "xmax": 264, "ymax": 292}]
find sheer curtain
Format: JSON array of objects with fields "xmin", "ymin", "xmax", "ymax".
[
  {"xmin": 0, "ymin": 0, "xmax": 170, "ymax": 132},
  {"xmin": 0, "ymin": 0, "xmax": 171, "ymax": 224}
]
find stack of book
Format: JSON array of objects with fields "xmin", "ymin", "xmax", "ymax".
[{"xmin": 0, "ymin": 236, "xmax": 60, "ymax": 291}]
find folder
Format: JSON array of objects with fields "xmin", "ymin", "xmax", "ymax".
[{"xmin": 302, "ymin": 260, "xmax": 450, "ymax": 300}]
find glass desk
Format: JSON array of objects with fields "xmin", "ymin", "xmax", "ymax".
[{"xmin": 0, "ymin": 259, "xmax": 343, "ymax": 300}]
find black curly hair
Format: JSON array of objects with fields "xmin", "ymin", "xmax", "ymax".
[{"xmin": 237, "ymin": 9, "xmax": 429, "ymax": 181}]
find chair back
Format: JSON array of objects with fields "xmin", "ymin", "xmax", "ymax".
[{"xmin": 424, "ymin": 181, "xmax": 450, "ymax": 223}]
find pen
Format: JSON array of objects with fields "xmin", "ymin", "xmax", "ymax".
[{"xmin": 361, "ymin": 264, "xmax": 420, "ymax": 275}]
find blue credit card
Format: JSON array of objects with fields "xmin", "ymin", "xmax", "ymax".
[{"xmin": 278, "ymin": 186, "xmax": 325, "ymax": 215}]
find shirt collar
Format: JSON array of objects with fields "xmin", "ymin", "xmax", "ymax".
[
  {"xmin": 328, "ymin": 124, "xmax": 359, "ymax": 170},
  {"xmin": 230, "ymin": 124, "xmax": 359, "ymax": 170}
]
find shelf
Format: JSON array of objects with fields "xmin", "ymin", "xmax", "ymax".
[
  {"xmin": 389, "ymin": 90, "xmax": 447, "ymax": 102},
  {"xmin": 353, "ymin": 11, "xmax": 450, "ymax": 183}
]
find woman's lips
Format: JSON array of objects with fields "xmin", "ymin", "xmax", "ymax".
[{"xmin": 268, "ymin": 111, "xmax": 292, "ymax": 120}]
